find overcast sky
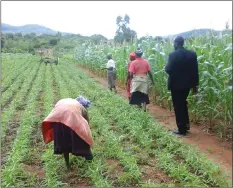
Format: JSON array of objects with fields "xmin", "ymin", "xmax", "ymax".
[{"xmin": 2, "ymin": 1, "xmax": 232, "ymax": 39}]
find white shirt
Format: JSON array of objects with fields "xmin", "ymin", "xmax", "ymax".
[{"xmin": 106, "ymin": 59, "xmax": 116, "ymax": 69}]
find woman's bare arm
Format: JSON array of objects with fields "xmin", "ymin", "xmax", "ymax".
[
  {"xmin": 148, "ymin": 71, "xmax": 155, "ymax": 85},
  {"xmin": 125, "ymin": 71, "xmax": 131, "ymax": 85},
  {"xmin": 82, "ymin": 108, "xmax": 89, "ymax": 123}
]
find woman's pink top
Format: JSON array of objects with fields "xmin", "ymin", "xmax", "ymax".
[{"xmin": 129, "ymin": 58, "xmax": 150, "ymax": 74}]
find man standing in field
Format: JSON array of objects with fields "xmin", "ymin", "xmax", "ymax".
[{"xmin": 165, "ymin": 36, "xmax": 199, "ymax": 136}]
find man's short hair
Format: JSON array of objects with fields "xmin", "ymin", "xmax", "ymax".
[{"xmin": 174, "ymin": 36, "xmax": 184, "ymax": 46}]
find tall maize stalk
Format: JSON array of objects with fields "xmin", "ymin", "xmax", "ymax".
[{"xmin": 75, "ymin": 31, "xmax": 232, "ymax": 138}]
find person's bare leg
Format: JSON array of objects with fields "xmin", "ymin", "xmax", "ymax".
[
  {"xmin": 85, "ymin": 150, "xmax": 94, "ymax": 160},
  {"xmin": 113, "ymin": 86, "xmax": 117, "ymax": 93},
  {"xmin": 64, "ymin": 152, "xmax": 70, "ymax": 169},
  {"xmin": 142, "ymin": 102, "xmax": 146, "ymax": 112}
]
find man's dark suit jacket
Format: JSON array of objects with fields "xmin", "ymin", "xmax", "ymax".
[{"xmin": 165, "ymin": 47, "xmax": 199, "ymax": 91}]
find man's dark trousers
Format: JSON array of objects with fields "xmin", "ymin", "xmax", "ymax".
[{"xmin": 171, "ymin": 88, "xmax": 190, "ymax": 134}]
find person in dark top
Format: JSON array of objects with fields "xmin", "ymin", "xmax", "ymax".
[{"xmin": 165, "ymin": 36, "xmax": 199, "ymax": 135}]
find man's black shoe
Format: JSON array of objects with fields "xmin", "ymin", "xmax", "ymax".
[{"xmin": 172, "ymin": 130, "xmax": 186, "ymax": 136}]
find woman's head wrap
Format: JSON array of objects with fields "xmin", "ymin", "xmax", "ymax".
[
  {"xmin": 76, "ymin": 95, "xmax": 91, "ymax": 108},
  {"xmin": 135, "ymin": 48, "xmax": 143, "ymax": 57},
  {"xmin": 129, "ymin": 52, "xmax": 136, "ymax": 61}
]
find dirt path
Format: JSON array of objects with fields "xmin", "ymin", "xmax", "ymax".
[{"xmin": 78, "ymin": 66, "xmax": 232, "ymax": 181}]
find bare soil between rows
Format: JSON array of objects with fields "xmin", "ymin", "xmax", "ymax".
[
  {"xmin": 1, "ymin": 111, "xmax": 22, "ymax": 166},
  {"xmin": 78, "ymin": 66, "xmax": 232, "ymax": 181}
]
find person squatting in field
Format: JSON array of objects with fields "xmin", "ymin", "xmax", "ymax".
[
  {"xmin": 165, "ymin": 36, "xmax": 199, "ymax": 136},
  {"xmin": 126, "ymin": 52, "xmax": 136, "ymax": 102},
  {"xmin": 41, "ymin": 96, "xmax": 94, "ymax": 169},
  {"xmin": 129, "ymin": 48, "xmax": 155, "ymax": 112},
  {"xmin": 102, "ymin": 53, "xmax": 117, "ymax": 93}
]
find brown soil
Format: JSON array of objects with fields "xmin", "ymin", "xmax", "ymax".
[
  {"xmin": 22, "ymin": 164, "xmax": 45, "ymax": 181},
  {"xmin": 52, "ymin": 80, "xmax": 60, "ymax": 102},
  {"xmin": 105, "ymin": 159, "xmax": 124, "ymax": 184},
  {"xmin": 140, "ymin": 164, "xmax": 173, "ymax": 184},
  {"xmin": 78, "ymin": 66, "xmax": 232, "ymax": 181},
  {"xmin": 1, "ymin": 111, "xmax": 22, "ymax": 166},
  {"xmin": 20, "ymin": 90, "xmax": 46, "ymax": 186},
  {"xmin": 138, "ymin": 155, "xmax": 175, "ymax": 185},
  {"xmin": 106, "ymin": 159, "xmax": 124, "ymax": 174},
  {"xmin": 61, "ymin": 167, "xmax": 91, "ymax": 187}
]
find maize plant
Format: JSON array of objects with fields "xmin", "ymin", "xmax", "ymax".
[{"xmin": 75, "ymin": 31, "xmax": 232, "ymax": 138}]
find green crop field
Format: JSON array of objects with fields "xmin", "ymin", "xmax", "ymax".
[
  {"xmin": 76, "ymin": 33, "xmax": 232, "ymax": 139},
  {"xmin": 1, "ymin": 53, "xmax": 231, "ymax": 187}
]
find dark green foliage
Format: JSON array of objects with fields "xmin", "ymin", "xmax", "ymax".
[
  {"xmin": 1, "ymin": 33, "xmax": 5, "ymax": 50},
  {"xmin": 49, "ymin": 39, "xmax": 58, "ymax": 45},
  {"xmin": 115, "ymin": 14, "xmax": 137, "ymax": 44},
  {"xmin": 40, "ymin": 57, "xmax": 58, "ymax": 65}
]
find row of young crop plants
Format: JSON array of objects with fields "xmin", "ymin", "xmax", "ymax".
[
  {"xmin": 64, "ymin": 57, "xmax": 231, "ymax": 187},
  {"xmin": 34, "ymin": 56, "xmax": 142, "ymax": 187},
  {"xmin": 1, "ymin": 56, "xmax": 42, "ymax": 142},
  {"xmin": 1, "ymin": 53, "xmax": 34, "ymax": 81},
  {"xmin": 51, "ymin": 59, "xmax": 143, "ymax": 187},
  {"xmin": 1, "ymin": 57, "xmax": 39, "ymax": 109},
  {"xmin": 2, "ymin": 57, "xmax": 32, "ymax": 92},
  {"xmin": 1, "ymin": 55, "xmax": 45, "ymax": 187},
  {"xmin": 39, "ymin": 56, "xmax": 231, "ymax": 187},
  {"xmin": 75, "ymin": 33, "xmax": 232, "ymax": 139},
  {"xmin": 42, "ymin": 56, "xmax": 230, "ymax": 187},
  {"xmin": 1, "ymin": 54, "xmax": 231, "ymax": 187}
]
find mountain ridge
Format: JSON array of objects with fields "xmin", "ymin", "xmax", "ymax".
[
  {"xmin": 2, "ymin": 23, "xmax": 223, "ymax": 39},
  {"xmin": 166, "ymin": 28, "xmax": 221, "ymax": 38},
  {"xmin": 2, "ymin": 23, "xmax": 73, "ymax": 36}
]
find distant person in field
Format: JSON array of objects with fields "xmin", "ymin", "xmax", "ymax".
[
  {"xmin": 41, "ymin": 96, "xmax": 94, "ymax": 169},
  {"xmin": 103, "ymin": 53, "xmax": 117, "ymax": 93},
  {"xmin": 165, "ymin": 36, "xmax": 199, "ymax": 136},
  {"xmin": 126, "ymin": 52, "xmax": 136, "ymax": 101},
  {"xmin": 129, "ymin": 48, "xmax": 155, "ymax": 112}
]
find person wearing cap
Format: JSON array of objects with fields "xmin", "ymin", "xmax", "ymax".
[
  {"xmin": 165, "ymin": 36, "xmax": 199, "ymax": 136},
  {"xmin": 129, "ymin": 48, "xmax": 155, "ymax": 111},
  {"xmin": 41, "ymin": 96, "xmax": 94, "ymax": 169},
  {"xmin": 125, "ymin": 52, "xmax": 136, "ymax": 101},
  {"xmin": 102, "ymin": 53, "xmax": 117, "ymax": 93}
]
